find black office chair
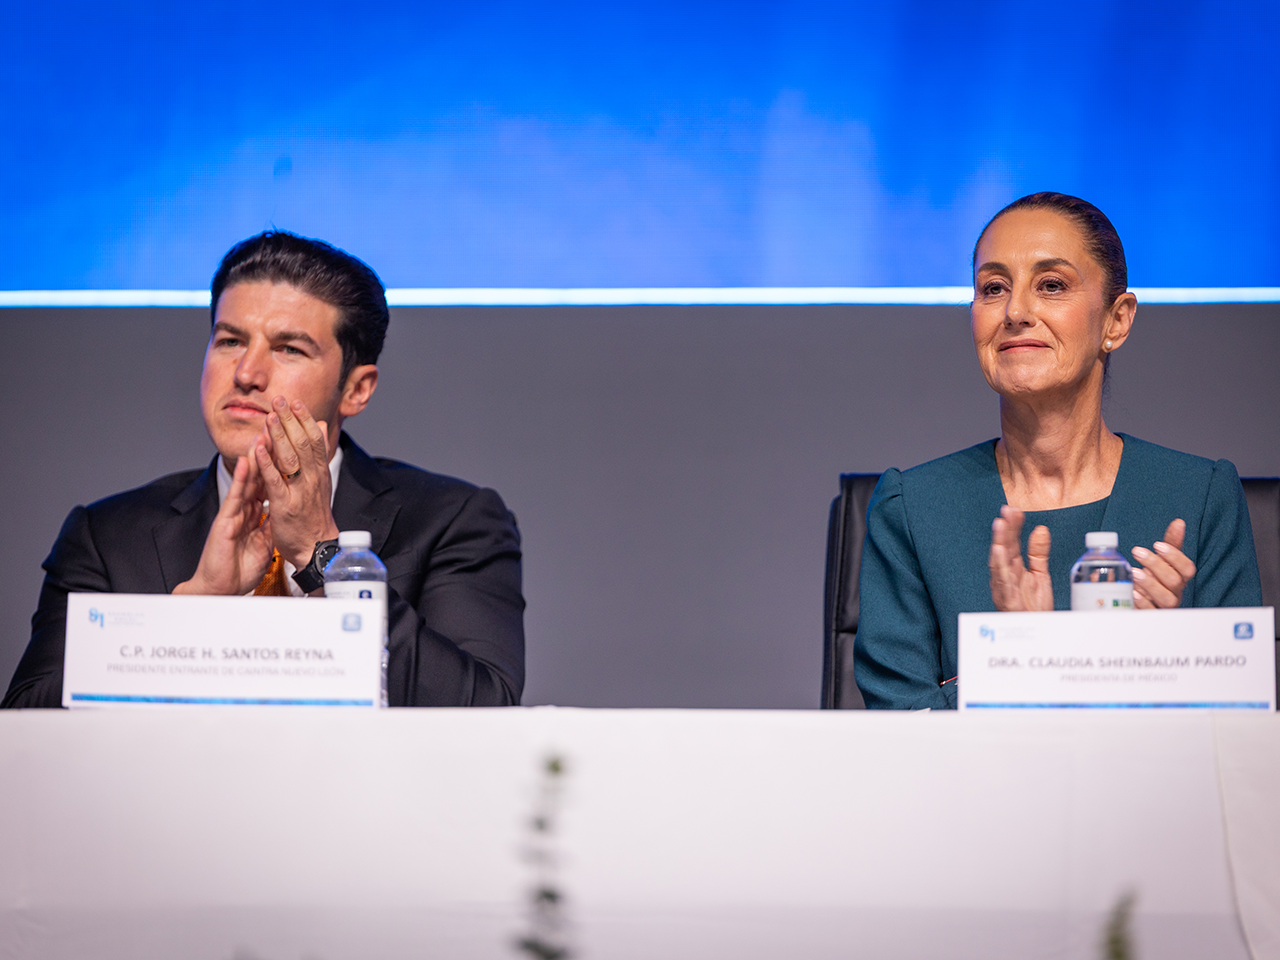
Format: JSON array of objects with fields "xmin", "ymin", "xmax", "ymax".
[
  {"xmin": 822, "ymin": 474, "xmax": 1280, "ymax": 709},
  {"xmin": 1240, "ymin": 478, "xmax": 1280, "ymax": 698},
  {"xmin": 821, "ymin": 473, "xmax": 881, "ymax": 709}
]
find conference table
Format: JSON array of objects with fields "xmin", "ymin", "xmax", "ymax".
[{"xmin": 2, "ymin": 707, "xmax": 1277, "ymax": 960}]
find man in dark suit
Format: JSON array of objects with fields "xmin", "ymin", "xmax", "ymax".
[{"xmin": 3, "ymin": 232, "xmax": 524, "ymax": 708}]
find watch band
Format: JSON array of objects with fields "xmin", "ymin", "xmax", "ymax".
[{"xmin": 292, "ymin": 538, "xmax": 341, "ymax": 594}]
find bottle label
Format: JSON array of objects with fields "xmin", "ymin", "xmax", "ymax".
[
  {"xmin": 1071, "ymin": 581, "xmax": 1134, "ymax": 611},
  {"xmin": 324, "ymin": 580, "xmax": 387, "ymax": 708},
  {"xmin": 323, "ymin": 581, "xmax": 386, "ymax": 603},
  {"xmin": 324, "ymin": 581, "xmax": 389, "ymax": 665}
]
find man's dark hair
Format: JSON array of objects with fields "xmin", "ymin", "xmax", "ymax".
[
  {"xmin": 211, "ymin": 231, "xmax": 390, "ymax": 387},
  {"xmin": 973, "ymin": 192, "xmax": 1128, "ymax": 307}
]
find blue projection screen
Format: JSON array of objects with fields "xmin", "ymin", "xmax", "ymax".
[{"xmin": 3, "ymin": 0, "xmax": 1278, "ymax": 299}]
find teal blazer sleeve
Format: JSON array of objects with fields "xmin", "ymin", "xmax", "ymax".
[
  {"xmin": 1190, "ymin": 458, "xmax": 1262, "ymax": 607},
  {"xmin": 854, "ymin": 469, "xmax": 957, "ymax": 710}
]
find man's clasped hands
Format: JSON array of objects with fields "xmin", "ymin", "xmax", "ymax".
[{"xmin": 174, "ymin": 397, "xmax": 341, "ymax": 597}]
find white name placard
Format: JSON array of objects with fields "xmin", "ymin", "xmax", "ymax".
[
  {"xmin": 64, "ymin": 593, "xmax": 383, "ymax": 708},
  {"xmin": 958, "ymin": 607, "xmax": 1275, "ymax": 711}
]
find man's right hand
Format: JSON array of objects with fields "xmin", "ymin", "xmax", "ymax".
[{"xmin": 173, "ymin": 452, "xmax": 274, "ymax": 595}]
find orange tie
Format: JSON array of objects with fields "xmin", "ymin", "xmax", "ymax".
[
  {"xmin": 254, "ymin": 550, "xmax": 289, "ymax": 596},
  {"xmin": 252, "ymin": 507, "xmax": 286, "ymax": 597}
]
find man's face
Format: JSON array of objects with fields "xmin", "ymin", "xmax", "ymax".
[{"xmin": 200, "ymin": 281, "xmax": 346, "ymax": 464}]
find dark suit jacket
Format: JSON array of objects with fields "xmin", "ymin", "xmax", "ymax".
[{"xmin": 3, "ymin": 434, "xmax": 525, "ymax": 708}]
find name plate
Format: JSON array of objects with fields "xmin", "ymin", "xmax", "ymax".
[
  {"xmin": 958, "ymin": 607, "xmax": 1275, "ymax": 711},
  {"xmin": 63, "ymin": 593, "xmax": 383, "ymax": 708}
]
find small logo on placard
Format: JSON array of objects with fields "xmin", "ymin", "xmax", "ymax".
[
  {"xmin": 88, "ymin": 608, "xmax": 105, "ymax": 629},
  {"xmin": 980, "ymin": 624, "xmax": 995, "ymax": 642},
  {"xmin": 359, "ymin": 589, "xmax": 373, "ymax": 599},
  {"xmin": 1234, "ymin": 623, "xmax": 1254, "ymax": 640},
  {"xmin": 342, "ymin": 613, "xmax": 362, "ymax": 632}
]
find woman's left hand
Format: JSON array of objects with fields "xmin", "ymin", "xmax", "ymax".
[{"xmin": 1131, "ymin": 519, "xmax": 1197, "ymax": 609}]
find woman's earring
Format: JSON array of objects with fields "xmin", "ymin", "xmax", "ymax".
[{"xmin": 1105, "ymin": 339, "xmax": 1113, "ymax": 351}]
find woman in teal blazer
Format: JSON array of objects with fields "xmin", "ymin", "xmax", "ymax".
[{"xmin": 854, "ymin": 194, "xmax": 1263, "ymax": 710}]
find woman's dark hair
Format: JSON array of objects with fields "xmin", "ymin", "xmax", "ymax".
[
  {"xmin": 211, "ymin": 231, "xmax": 390, "ymax": 387},
  {"xmin": 972, "ymin": 192, "xmax": 1128, "ymax": 308}
]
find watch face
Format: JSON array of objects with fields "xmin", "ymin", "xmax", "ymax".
[{"xmin": 318, "ymin": 541, "xmax": 342, "ymax": 570}]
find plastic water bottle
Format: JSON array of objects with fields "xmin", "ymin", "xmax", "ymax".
[
  {"xmin": 1070, "ymin": 532, "xmax": 1134, "ymax": 611},
  {"xmin": 323, "ymin": 530, "xmax": 389, "ymax": 707}
]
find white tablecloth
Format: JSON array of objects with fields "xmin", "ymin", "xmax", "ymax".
[{"xmin": 1, "ymin": 708, "xmax": 1276, "ymax": 959}]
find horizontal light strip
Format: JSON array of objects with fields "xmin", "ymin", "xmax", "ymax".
[
  {"xmin": 2, "ymin": 286, "xmax": 1279, "ymax": 308},
  {"xmin": 387, "ymin": 286, "xmax": 978, "ymax": 306},
  {"xmin": 0, "ymin": 289, "xmax": 213, "ymax": 307},
  {"xmin": 1129, "ymin": 287, "xmax": 1280, "ymax": 304}
]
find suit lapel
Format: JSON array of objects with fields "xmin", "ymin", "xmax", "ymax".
[
  {"xmin": 153, "ymin": 459, "xmax": 219, "ymax": 593},
  {"xmin": 332, "ymin": 434, "xmax": 401, "ymax": 555}
]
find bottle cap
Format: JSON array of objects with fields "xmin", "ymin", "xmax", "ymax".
[
  {"xmin": 338, "ymin": 530, "xmax": 372, "ymax": 548},
  {"xmin": 1085, "ymin": 531, "xmax": 1119, "ymax": 549}
]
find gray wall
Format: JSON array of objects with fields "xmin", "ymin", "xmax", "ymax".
[{"xmin": 3, "ymin": 303, "xmax": 1278, "ymax": 707}]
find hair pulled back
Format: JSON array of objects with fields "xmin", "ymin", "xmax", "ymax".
[{"xmin": 973, "ymin": 192, "xmax": 1128, "ymax": 307}]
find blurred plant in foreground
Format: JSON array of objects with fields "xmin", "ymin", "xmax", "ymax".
[
  {"xmin": 515, "ymin": 754, "xmax": 572, "ymax": 960},
  {"xmin": 1102, "ymin": 890, "xmax": 1137, "ymax": 960}
]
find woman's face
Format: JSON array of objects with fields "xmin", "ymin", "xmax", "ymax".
[{"xmin": 971, "ymin": 207, "xmax": 1130, "ymax": 405}]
